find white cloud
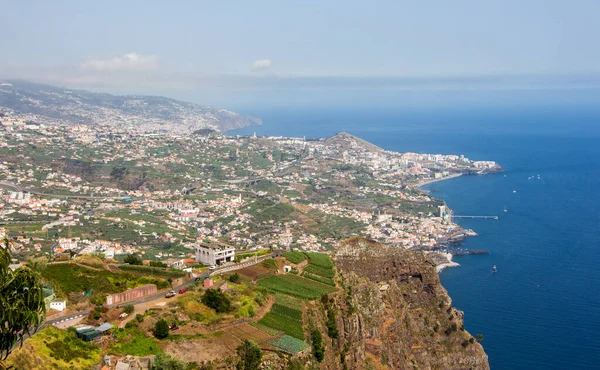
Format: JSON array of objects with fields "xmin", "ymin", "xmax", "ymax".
[
  {"xmin": 81, "ymin": 53, "xmax": 159, "ymax": 72},
  {"xmin": 251, "ymin": 59, "xmax": 272, "ymax": 71}
]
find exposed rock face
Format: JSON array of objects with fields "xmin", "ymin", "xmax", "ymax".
[{"xmin": 328, "ymin": 236, "xmax": 489, "ymax": 370}]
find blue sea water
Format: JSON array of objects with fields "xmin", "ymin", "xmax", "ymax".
[{"xmin": 231, "ymin": 103, "xmax": 600, "ymax": 369}]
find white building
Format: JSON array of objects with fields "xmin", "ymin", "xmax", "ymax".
[
  {"xmin": 195, "ymin": 242, "xmax": 235, "ymax": 266},
  {"xmin": 49, "ymin": 298, "xmax": 67, "ymax": 312}
]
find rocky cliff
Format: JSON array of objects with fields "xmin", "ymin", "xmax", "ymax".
[{"xmin": 314, "ymin": 236, "xmax": 489, "ymax": 370}]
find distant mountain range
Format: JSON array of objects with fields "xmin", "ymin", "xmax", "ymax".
[{"xmin": 0, "ymin": 80, "xmax": 261, "ymax": 133}]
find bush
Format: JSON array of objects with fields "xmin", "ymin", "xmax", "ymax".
[
  {"xmin": 201, "ymin": 289, "xmax": 232, "ymax": 313},
  {"xmin": 124, "ymin": 304, "xmax": 135, "ymax": 314},
  {"xmin": 326, "ymin": 309, "xmax": 339, "ymax": 339},
  {"xmin": 153, "ymin": 319, "xmax": 170, "ymax": 339},
  {"xmin": 149, "ymin": 260, "xmax": 167, "ymax": 268},
  {"xmin": 476, "ymin": 334, "xmax": 484, "ymax": 342},
  {"xmin": 229, "ymin": 273, "xmax": 241, "ymax": 283},
  {"xmin": 311, "ymin": 329, "xmax": 325, "ymax": 362},
  {"xmin": 153, "ymin": 354, "xmax": 186, "ymax": 370},
  {"xmin": 135, "ymin": 314, "xmax": 144, "ymax": 323},
  {"xmin": 124, "ymin": 254, "xmax": 143, "ymax": 265},
  {"xmin": 236, "ymin": 339, "xmax": 262, "ymax": 370}
]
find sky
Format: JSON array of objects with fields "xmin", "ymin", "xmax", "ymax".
[{"xmin": 2, "ymin": 0, "xmax": 600, "ymax": 108}]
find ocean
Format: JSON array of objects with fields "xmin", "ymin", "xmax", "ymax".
[{"xmin": 230, "ymin": 103, "xmax": 600, "ymax": 369}]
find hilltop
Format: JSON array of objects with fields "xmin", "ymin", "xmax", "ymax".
[{"xmin": 0, "ymin": 80, "xmax": 261, "ymax": 133}]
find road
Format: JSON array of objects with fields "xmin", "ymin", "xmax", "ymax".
[{"xmin": 42, "ymin": 254, "xmax": 274, "ymax": 326}]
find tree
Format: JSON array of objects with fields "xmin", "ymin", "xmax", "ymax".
[
  {"xmin": 0, "ymin": 238, "xmax": 46, "ymax": 363},
  {"xmin": 153, "ymin": 319, "xmax": 170, "ymax": 339},
  {"xmin": 26, "ymin": 256, "xmax": 48, "ymax": 272},
  {"xmin": 123, "ymin": 254, "xmax": 143, "ymax": 265},
  {"xmin": 326, "ymin": 309, "xmax": 339, "ymax": 339},
  {"xmin": 229, "ymin": 273, "xmax": 240, "ymax": 283},
  {"xmin": 123, "ymin": 304, "xmax": 134, "ymax": 315},
  {"xmin": 236, "ymin": 339, "xmax": 262, "ymax": 370},
  {"xmin": 201, "ymin": 289, "xmax": 232, "ymax": 313},
  {"xmin": 311, "ymin": 329, "xmax": 325, "ymax": 362},
  {"xmin": 153, "ymin": 354, "xmax": 186, "ymax": 370},
  {"xmin": 476, "ymin": 333, "xmax": 484, "ymax": 342}
]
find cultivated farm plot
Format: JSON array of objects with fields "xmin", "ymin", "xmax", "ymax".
[
  {"xmin": 303, "ymin": 264, "xmax": 335, "ymax": 278},
  {"xmin": 270, "ymin": 334, "xmax": 309, "ymax": 354},
  {"xmin": 258, "ymin": 274, "xmax": 337, "ymax": 300},
  {"xmin": 283, "ymin": 251, "xmax": 307, "ymax": 264},
  {"xmin": 301, "ymin": 271, "xmax": 335, "ymax": 286}
]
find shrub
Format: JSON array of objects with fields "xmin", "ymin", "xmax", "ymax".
[
  {"xmin": 326, "ymin": 309, "xmax": 339, "ymax": 339},
  {"xmin": 135, "ymin": 314, "xmax": 144, "ymax": 323},
  {"xmin": 124, "ymin": 254, "xmax": 143, "ymax": 265},
  {"xmin": 476, "ymin": 333, "xmax": 484, "ymax": 342},
  {"xmin": 201, "ymin": 289, "xmax": 232, "ymax": 313},
  {"xmin": 229, "ymin": 273, "xmax": 241, "ymax": 283},
  {"xmin": 236, "ymin": 339, "xmax": 262, "ymax": 370},
  {"xmin": 153, "ymin": 319, "xmax": 170, "ymax": 339},
  {"xmin": 124, "ymin": 304, "xmax": 135, "ymax": 314},
  {"xmin": 153, "ymin": 354, "xmax": 186, "ymax": 370},
  {"xmin": 311, "ymin": 329, "xmax": 325, "ymax": 362}
]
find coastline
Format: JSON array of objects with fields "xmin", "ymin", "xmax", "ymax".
[
  {"xmin": 436, "ymin": 252, "xmax": 460, "ymax": 273},
  {"xmin": 417, "ymin": 172, "xmax": 463, "ymax": 189}
]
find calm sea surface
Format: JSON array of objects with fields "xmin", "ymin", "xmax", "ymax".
[{"xmin": 231, "ymin": 105, "xmax": 600, "ymax": 369}]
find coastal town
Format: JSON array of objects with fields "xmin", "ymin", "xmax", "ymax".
[
  {"xmin": 0, "ymin": 88, "xmax": 498, "ymax": 370},
  {"xmin": 0, "ymin": 109, "xmax": 501, "ymax": 271}
]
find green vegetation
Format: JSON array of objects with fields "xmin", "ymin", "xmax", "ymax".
[
  {"xmin": 305, "ymin": 252, "xmax": 334, "ymax": 269},
  {"xmin": 303, "ymin": 264, "xmax": 335, "ymax": 279},
  {"xmin": 270, "ymin": 335, "xmax": 310, "ymax": 354},
  {"xmin": 110, "ymin": 327, "xmax": 163, "ymax": 356},
  {"xmin": 258, "ymin": 302, "xmax": 304, "ymax": 340},
  {"xmin": 301, "ymin": 272, "xmax": 335, "ymax": 286},
  {"xmin": 283, "ymin": 251, "xmax": 307, "ymax": 264},
  {"xmin": 326, "ymin": 309, "xmax": 339, "ymax": 339},
  {"xmin": 258, "ymin": 274, "xmax": 336, "ymax": 300},
  {"xmin": 236, "ymin": 339, "xmax": 263, "ymax": 370},
  {"xmin": 42, "ymin": 263, "xmax": 169, "ymax": 297},
  {"xmin": 311, "ymin": 329, "xmax": 325, "ymax": 362},
  {"xmin": 124, "ymin": 304, "xmax": 135, "ymax": 314},
  {"xmin": 229, "ymin": 272, "xmax": 241, "ymax": 283},
  {"xmin": 153, "ymin": 354, "xmax": 187, "ymax": 370},
  {"xmin": 124, "ymin": 253, "xmax": 143, "ymax": 265},
  {"xmin": 1, "ymin": 238, "xmax": 46, "ymax": 363},
  {"xmin": 153, "ymin": 319, "xmax": 170, "ymax": 339},
  {"xmin": 118, "ymin": 264, "xmax": 186, "ymax": 278},
  {"xmin": 202, "ymin": 289, "xmax": 233, "ymax": 313},
  {"xmin": 6, "ymin": 327, "xmax": 102, "ymax": 370}
]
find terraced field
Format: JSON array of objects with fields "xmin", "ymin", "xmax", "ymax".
[{"xmin": 257, "ymin": 274, "xmax": 337, "ymax": 300}]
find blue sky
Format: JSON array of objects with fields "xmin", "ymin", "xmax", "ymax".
[{"xmin": 2, "ymin": 0, "xmax": 600, "ymax": 107}]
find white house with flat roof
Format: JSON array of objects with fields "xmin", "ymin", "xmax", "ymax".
[
  {"xmin": 49, "ymin": 298, "xmax": 66, "ymax": 312},
  {"xmin": 195, "ymin": 242, "xmax": 235, "ymax": 266}
]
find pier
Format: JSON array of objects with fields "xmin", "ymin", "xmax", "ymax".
[{"xmin": 452, "ymin": 215, "xmax": 498, "ymax": 220}]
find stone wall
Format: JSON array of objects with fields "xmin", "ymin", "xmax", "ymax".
[{"xmin": 106, "ymin": 284, "xmax": 157, "ymax": 305}]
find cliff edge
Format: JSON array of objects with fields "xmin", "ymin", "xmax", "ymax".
[{"xmin": 320, "ymin": 236, "xmax": 489, "ymax": 370}]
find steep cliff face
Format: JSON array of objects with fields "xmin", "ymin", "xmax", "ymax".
[{"xmin": 322, "ymin": 237, "xmax": 489, "ymax": 370}]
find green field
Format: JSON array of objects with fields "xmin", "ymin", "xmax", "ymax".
[
  {"xmin": 305, "ymin": 252, "xmax": 334, "ymax": 269},
  {"xmin": 303, "ymin": 264, "xmax": 335, "ymax": 278},
  {"xmin": 283, "ymin": 251, "xmax": 307, "ymax": 264},
  {"xmin": 270, "ymin": 335, "xmax": 309, "ymax": 354},
  {"xmin": 118, "ymin": 264, "xmax": 186, "ymax": 279},
  {"xmin": 301, "ymin": 272, "xmax": 335, "ymax": 286},
  {"xmin": 42, "ymin": 263, "xmax": 170, "ymax": 297},
  {"xmin": 257, "ymin": 274, "xmax": 336, "ymax": 300}
]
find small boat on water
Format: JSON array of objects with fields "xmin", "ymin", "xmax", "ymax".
[
  {"xmin": 493, "ymin": 265, "xmax": 497, "ymax": 273},
  {"xmin": 513, "ymin": 190, "xmax": 517, "ymax": 193},
  {"xmin": 504, "ymin": 205, "xmax": 508, "ymax": 212}
]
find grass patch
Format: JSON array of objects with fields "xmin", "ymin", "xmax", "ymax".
[
  {"xmin": 42, "ymin": 263, "xmax": 169, "ymax": 298},
  {"xmin": 109, "ymin": 328, "xmax": 163, "ymax": 356},
  {"xmin": 6, "ymin": 326, "xmax": 102, "ymax": 370}
]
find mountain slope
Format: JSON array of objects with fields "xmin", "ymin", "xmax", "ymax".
[{"xmin": 0, "ymin": 80, "xmax": 261, "ymax": 133}]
